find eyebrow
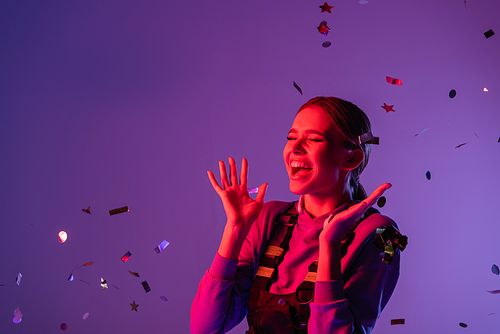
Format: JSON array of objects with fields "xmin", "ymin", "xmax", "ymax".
[{"xmin": 288, "ymin": 129, "xmax": 328, "ymax": 137}]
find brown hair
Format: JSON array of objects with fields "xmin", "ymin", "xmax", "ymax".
[{"xmin": 298, "ymin": 96, "xmax": 372, "ymax": 200}]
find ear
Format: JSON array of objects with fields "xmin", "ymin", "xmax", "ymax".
[{"xmin": 343, "ymin": 148, "xmax": 364, "ymax": 171}]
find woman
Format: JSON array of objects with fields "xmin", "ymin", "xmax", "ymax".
[{"xmin": 191, "ymin": 97, "xmax": 405, "ymax": 334}]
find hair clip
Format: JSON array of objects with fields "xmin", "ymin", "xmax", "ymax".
[{"xmin": 359, "ymin": 132, "xmax": 379, "ymax": 145}]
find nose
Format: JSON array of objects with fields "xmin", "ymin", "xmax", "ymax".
[{"xmin": 291, "ymin": 138, "xmax": 306, "ymax": 154}]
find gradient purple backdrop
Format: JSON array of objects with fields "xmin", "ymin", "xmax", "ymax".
[{"xmin": 1, "ymin": 1, "xmax": 499, "ymax": 333}]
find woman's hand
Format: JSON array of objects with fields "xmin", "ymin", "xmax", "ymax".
[
  {"xmin": 208, "ymin": 158, "xmax": 268, "ymax": 260},
  {"xmin": 319, "ymin": 183, "xmax": 392, "ymax": 247}
]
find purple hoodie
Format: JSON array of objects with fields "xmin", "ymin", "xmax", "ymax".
[{"xmin": 191, "ymin": 199, "xmax": 401, "ymax": 334}]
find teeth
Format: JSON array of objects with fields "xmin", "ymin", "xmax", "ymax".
[{"xmin": 290, "ymin": 161, "xmax": 311, "ymax": 169}]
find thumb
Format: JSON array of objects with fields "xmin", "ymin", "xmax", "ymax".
[{"xmin": 255, "ymin": 183, "xmax": 268, "ymax": 203}]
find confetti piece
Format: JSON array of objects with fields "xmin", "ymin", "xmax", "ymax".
[
  {"xmin": 128, "ymin": 270, "xmax": 140, "ymax": 277},
  {"xmin": 160, "ymin": 296, "xmax": 168, "ymax": 302},
  {"xmin": 377, "ymin": 196, "xmax": 386, "ymax": 208},
  {"xmin": 455, "ymin": 143, "xmax": 467, "ymax": 149},
  {"xmin": 391, "ymin": 319, "xmax": 405, "ymax": 325},
  {"xmin": 447, "ymin": 116, "xmax": 452, "ymax": 123},
  {"xmin": 459, "ymin": 322, "xmax": 467, "ymax": 328},
  {"xmin": 474, "ymin": 133, "xmax": 479, "ymax": 138},
  {"xmin": 322, "ymin": 41, "xmax": 331, "ymax": 48},
  {"xmin": 83, "ymin": 312, "xmax": 89, "ymax": 320},
  {"xmin": 492, "ymin": 264, "xmax": 499, "ymax": 275},
  {"xmin": 82, "ymin": 206, "xmax": 91, "ymax": 214},
  {"xmin": 58, "ymin": 231, "xmax": 68, "ymax": 243},
  {"xmin": 449, "ymin": 89, "xmax": 456, "ymax": 98},
  {"xmin": 101, "ymin": 278, "xmax": 108, "ymax": 291},
  {"xmin": 16, "ymin": 272, "xmax": 22, "ymax": 285},
  {"xmin": 317, "ymin": 21, "xmax": 330, "ymax": 36},
  {"xmin": 13, "ymin": 316, "xmax": 22, "ymax": 324},
  {"xmin": 488, "ymin": 312, "xmax": 495, "ymax": 315},
  {"xmin": 13, "ymin": 307, "xmax": 22, "ymax": 322},
  {"xmin": 60, "ymin": 323, "xmax": 68, "ymax": 330},
  {"xmin": 80, "ymin": 280, "xmax": 90, "ymax": 284},
  {"xmin": 484, "ymin": 87, "xmax": 488, "ymax": 92},
  {"xmin": 319, "ymin": 2, "xmax": 333, "ymax": 13},
  {"xmin": 414, "ymin": 127, "xmax": 430, "ymax": 137},
  {"xmin": 154, "ymin": 240, "xmax": 170, "ymax": 254},
  {"xmin": 248, "ymin": 187, "xmax": 258, "ymax": 194},
  {"xmin": 382, "ymin": 103, "xmax": 395, "ymax": 113},
  {"xmin": 113, "ymin": 285, "xmax": 120, "ymax": 290},
  {"xmin": 141, "ymin": 280, "xmax": 151, "ymax": 293},
  {"xmin": 68, "ymin": 274, "xmax": 74, "ymax": 281},
  {"xmin": 487, "ymin": 290, "xmax": 500, "ymax": 294},
  {"xmin": 293, "ymin": 81, "xmax": 303, "ymax": 95},
  {"xmin": 359, "ymin": 0, "xmax": 368, "ymax": 3},
  {"xmin": 82, "ymin": 261, "xmax": 93, "ymax": 267},
  {"xmin": 385, "ymin": 76, "xmax": 402, "ymax": 85},
  {"xmin": 426, "ymin": 171, "xmax": 431, "ymax": 180},
  {"xmin": 109, "ymin": 206, "xmax": 129, "ymax": 215},
  {"xmin": 484, "ymin": 29, "xmax": 495, "ymax": 38},
  {"xmin": 121, "ymin": 251, "xmax": 132, "ymax": 263},
  {"xmin": 130, "ymin": 301, "xmax": 139, "ymax": 311}
]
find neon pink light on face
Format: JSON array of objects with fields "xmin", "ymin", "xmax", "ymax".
[{"xmin": 283, "ymin": 106, "xmax": 350, "ymax": 197}]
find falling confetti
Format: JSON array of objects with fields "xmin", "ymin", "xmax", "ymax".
[
  {"xmin": 160, "ymin": 296, "xmax": 168, "ymax": 302},
  {"xmin": 60, "ymin": 323, "xmax": 68, "ymax": 330},
  {"xmin": 58, "ymin": 231, "xmax": 68, "ymax": 243},
  {"xmin": 293, "ymin": 81, "xmax": 303, "ymax": 95},
  {"xmin": 447, "ymin": 116, "xmax": 452, "ymax": 124},
  {"xmin": 319, "ymin": 2, "xmax": 333, "ymax": 13},
  {"xmin": 80, "ymin": 280, "xmax": 90, "ymax": 284},
  {"xmin": 487, "ymin": 290, "xmax": 500, "ymax": 294},
  {"xmin": 385, "ymin": 76, "xmax": 402, "ymax": 85},
  {"xmin": 128, "ymin": 270, "xmax": 140, "ymax": 278},
  {"xmin": 322, "ymin": 41, "xmax": 331, "ymax": 48},
  {"xmin": 154, "ymin": 240, "xmax": 170, "ymax": 254},
  {"xmin": 130, "ymin": 301, "xmax": 139, "ymax": 311},
  {"xmin": 83, "ymin": 312, "xmax": 89, "ymax": 320},
  {"xmin": 141, "ymin": 280, "xmax": 151, "ymax": 293},
  {"xmin": 359, "ymin": 132, "xmax": 379, "ymax": 145},
  {"xmin": 492, "ymin": 264, "xmax": 499, "ymax": 275},
  {"xmin": 459, "ymin": 322, "xmax": 467, "ymax": 328},
  {"xmin": 68, "ymin": 274, "xmax": 74, "ymax": 281},
  {"xmin": 317, "ymin": 21, "xmax": 330, "ymax": 36},
  {"xmin": 100, "ymin": 278, "xmax": 108, "ymax": 291},
  {"xmin": 484, "ymin": 87, "xmax": 489, "ymax": 92},
  {"xmin": 426, "ymin": 171, "xmax": 431, "ymax": 180},
  {"xmin": 449, "ymin": 89, "xmax": 456, "ymax": 98},
  {"xmin": 13, "ymin": 307, "xmax": 22, "ymax": 323},
  {"xmin": 455, "ymin": 143, "xmax": 467, "ymax": 149},
  {"xmin": 248, "ymin": 187, "xmax": 258, "ymax": 194},
  {"xmin": 121, "ymin": 251, "xmax": 132, "ymax": 263},
  {"xmin": 109, "ymin": 206, "xmax": 129, "ymax": 215},
  {"xmin": 82, "ymin": 206, "xmax": 91, "ymax": 214},
  {"xmin": 377, "ymin": 196, "xmax": 387, "ymax": 208},
  {"xmin": 484, "ymin": 29, "xmax": 495, "ymax": 38},
  {"xmin": 414, "ymin": 127, "xmax": 430, "ymax": 137},
  {"xmin": 391, "ymin": 319, "xmax": 405, "ymax": 325},
  {"xmin": 75, "ymin": 261, "xmax": 94, "ymax": 270},
  {"xmin": 382, "ymin": 103, "xmax": 395, "ymax": 113},
  {"xmin": 16, "ymin": 272, "xmax": 22, "ymax": 285}
]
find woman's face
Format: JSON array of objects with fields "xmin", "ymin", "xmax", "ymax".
[{"xmin": 283, "ymin": 106, "xmax": 351, "ymax": 197}]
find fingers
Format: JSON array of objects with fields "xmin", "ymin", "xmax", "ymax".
[
  {"xmin": 240, "ymin": 158, "xmax": 248, "ymax": 188},
  {"xmin": 219, "ymin": 160, "xmax": 229, "ymax": 188},
  {"xmin": 255, "ymin": 183, "xmax": 268, "ymax": 203},
  {"xmin": 364, "ymin": 183, "xmax": 392, "ymax": 208},
  {"xmin": 229, "ymin": 157, "xmax": 238, "ymax": 187},
  {"xmin": 207, "ymin": 170, "xmax": 223, "ymax": 195}
]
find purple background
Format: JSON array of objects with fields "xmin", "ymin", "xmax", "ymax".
[{"xmin": 1, "ymin": 0, "xmax": 499, "ymax": 333}]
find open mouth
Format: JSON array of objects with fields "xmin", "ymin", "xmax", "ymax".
[{"xmin": 290, "ymin": 161, "xmax": 312, "ymax": 176}]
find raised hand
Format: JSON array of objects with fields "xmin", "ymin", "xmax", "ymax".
[
  {"xmin": 319, "ymin": 183, "xmax": 392, "ymax": 246},
  {"xmin": 208, "ymin": 158, "xmax": 268, "ymax": 260}
]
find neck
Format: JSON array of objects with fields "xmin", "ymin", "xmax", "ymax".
[{"xmin": 302, "ymin": 190, "xmax": 352, "ymax": 219}]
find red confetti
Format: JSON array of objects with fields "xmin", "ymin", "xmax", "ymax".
[
  {"xmin": 391, "ymin": 319, "xmax": 405, "ymax": 325},
  {"xmin": 386, "ymin": 76, "xmax": 402, "ymax": 85},
  {"xmin": 455, "ymin": 143, "xmax": 467, "ymax": 149},
  {"xmin": 82, "ymin": 206, "xmax": 91, "ymax": 214},
  {"xmin": 382, "ymin": 103, "xmax": 395, "ymax": 113},
  {"xmin": 317, "ymin": 21, "xmax": 330, "ymax": 36},
  {"xmin": 319, "ymin": 2, "xmax": 333, "ymax": 13},
  {"xmin": 128, "ymin": 270, "xmax": 140, "ymax": 278}
]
